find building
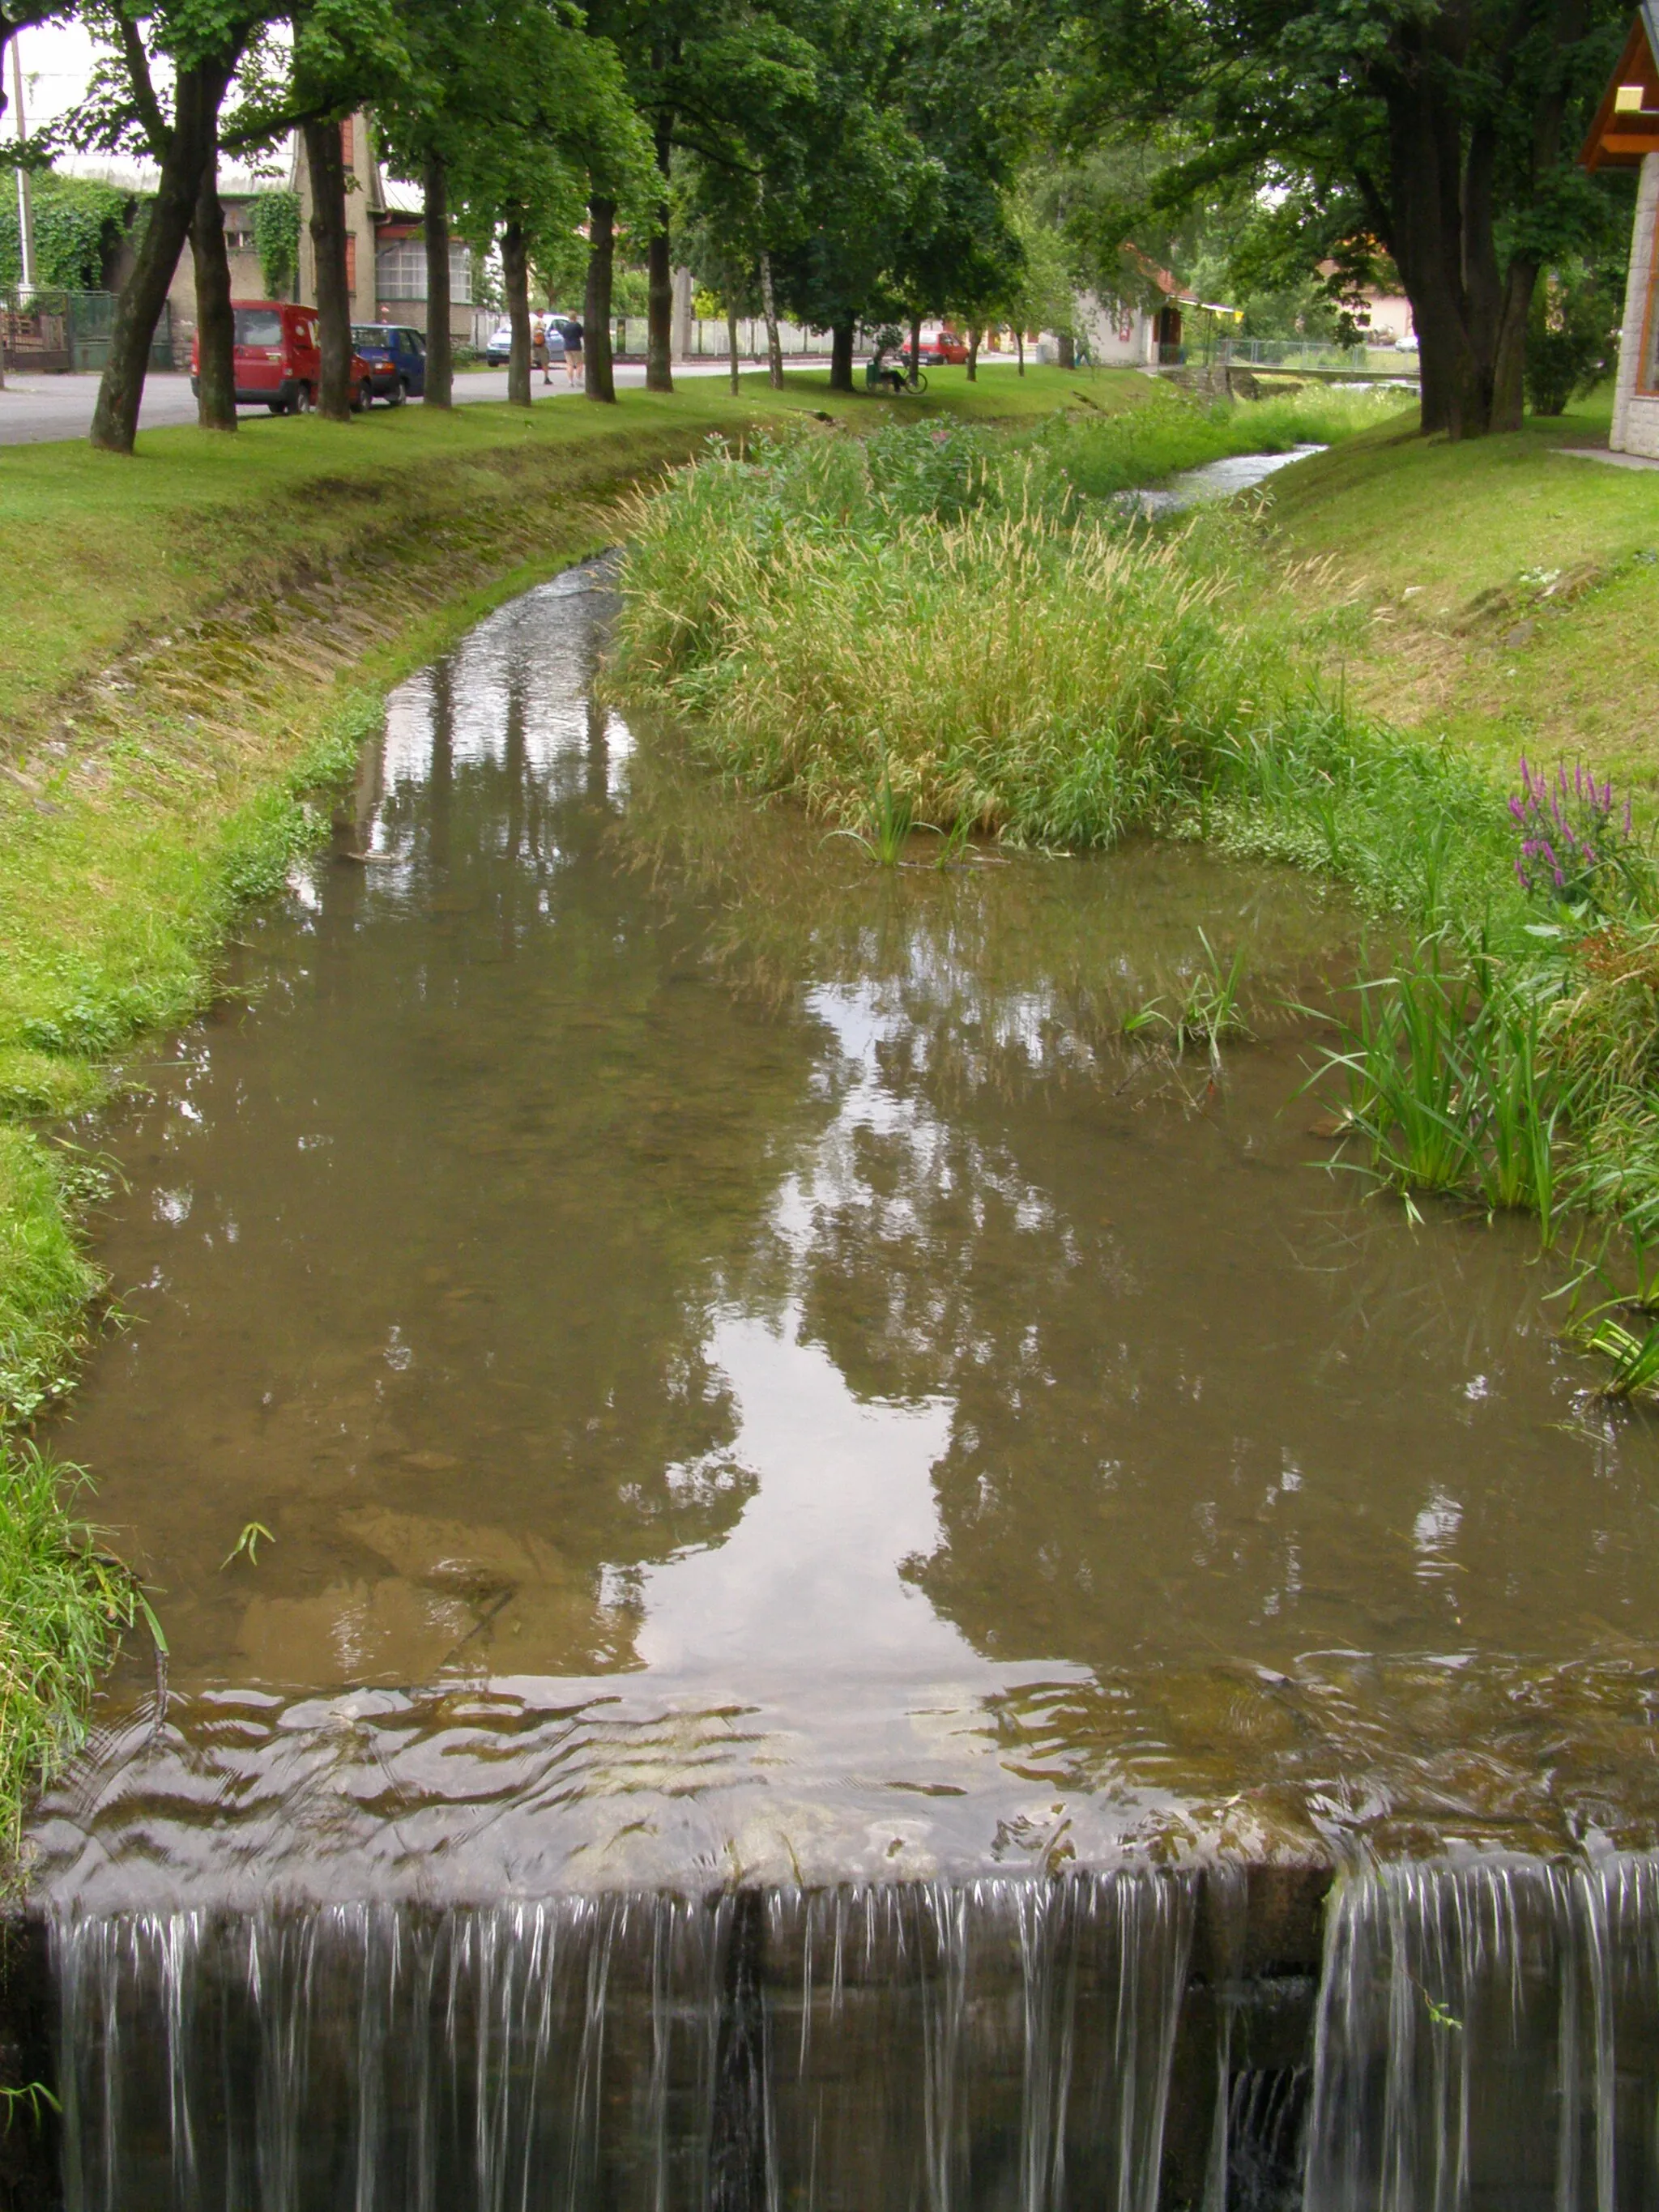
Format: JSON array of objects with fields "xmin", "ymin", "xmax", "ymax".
[
  {"xmin": 1581, "ymin": 2, "xmax": 1659, "ymax": 456},
  {"xmin": 1073, "ymin": 287, "xmax": 1162, "ymax": 366},
  {"xmin": 292, "ymin": 113, "xmax": 475, "ymax": 343}
]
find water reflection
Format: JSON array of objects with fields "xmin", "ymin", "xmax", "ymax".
[{"xmin": 32, "ymin": 566, "xmax": 1659, "ymax": 1907}]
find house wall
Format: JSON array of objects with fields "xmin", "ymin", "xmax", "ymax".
[
  {"xmin": 1353, "ymin": 290, "xmax": 1414, "ymax": 343},
  {"xmin": 1073, "ymin": 288, "xmax": 1156, "ymax": 366},
  {"xmin": 1614, "ymin": 151, "xmax": 1659, "ymax": 456},
  {"xmin": 106, "ymin": 191, "xmax": 267, "ymax": 364},
  {"xmin": 295, "ymin": 114, "xmax": 384, "ymax": 321}
]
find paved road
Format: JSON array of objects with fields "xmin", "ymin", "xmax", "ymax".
[{"xmin": 0, "ymin": 360, "xmax": 841, "ymax": 447}]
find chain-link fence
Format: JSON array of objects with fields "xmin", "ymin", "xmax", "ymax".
[{"xmin": 0, "ymin": 290, "xmax": 177, "ymax": 373}]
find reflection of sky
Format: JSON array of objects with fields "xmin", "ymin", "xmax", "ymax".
[{"xmin": 635, "ymin": 1312, "xmax": 990, "ymax": 1683}]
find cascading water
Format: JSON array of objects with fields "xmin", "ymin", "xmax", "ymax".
[
  {"xmin": 1303, "ymin": 1855, "xmax": 1659, "ymax": 2212},
  {"xmin": 49, "ymin": 1873, "xmax": 1198, "ymax": 2212}
]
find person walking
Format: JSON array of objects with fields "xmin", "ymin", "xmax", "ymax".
[
  {"xmin": 531, "ymin": 317, "xmax": 548, "ymax": 384},
  {"xmin": 559, "ymin": 312, "xmax": 583, "ymax": 386}
]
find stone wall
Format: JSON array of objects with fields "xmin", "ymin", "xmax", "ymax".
[{"xmin": 1614, "ymin": 150, "xmax": 1659, "ymax": 458}]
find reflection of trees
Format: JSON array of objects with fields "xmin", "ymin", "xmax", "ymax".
[
  {"xmin": 69, "ymin": 588, "xmax": 834, "ymax": 1686},
  {"xmin": 612, "ymin": 705, "xmax": 1659, "ymax": 1706}
]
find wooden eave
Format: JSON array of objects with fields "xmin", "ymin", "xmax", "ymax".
[{"xmin": 1582, "ymin": 7, "xmax": 1659, "ymax": 168}]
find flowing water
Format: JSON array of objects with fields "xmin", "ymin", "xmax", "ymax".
[{"xmin": 27, "ymin": 567, "xmax": 1659, "ymax": 2206}]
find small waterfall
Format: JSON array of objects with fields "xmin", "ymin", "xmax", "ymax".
[
  {"xmin": 49, "ymin": 1870, "xmax": 1196, "ymax": 2212},
  {"xmin": 1303, "ymin": 1855, "xmax": 1659, "ymax": 2212},
  {"xmin": 46, "ymin": 1856, "xmax": 1659, "ymax": 2208}
]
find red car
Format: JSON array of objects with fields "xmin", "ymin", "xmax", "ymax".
[
  {"xmin": 924, "ymin": 330, "xmax": 970, "ymax": 365},
  {"xmin": 190, "ymin": 300, "xmax": 376, "ymax": 416}
]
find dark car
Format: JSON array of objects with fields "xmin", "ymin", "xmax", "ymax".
[{"xmin": 350, "ymin": 324, "xmax": 427, "ymax": 403}]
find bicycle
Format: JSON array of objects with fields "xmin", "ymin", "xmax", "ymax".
[{"xmin": 865, "ymin": 356, "xmax": 928, "ymax": 394}]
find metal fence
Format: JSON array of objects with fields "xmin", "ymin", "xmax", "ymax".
[
  {"xmin": 0, "ymin": 289, "xmax": 177, "ymax": 373},
  {"xmin": 1224, "ymin": 337, "xmax": 1415, "ymax": 372}
]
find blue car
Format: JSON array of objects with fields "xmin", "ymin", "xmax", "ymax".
[{"xmin": 350, "ymin": 324, "xmax": 427, "ymax": 404}]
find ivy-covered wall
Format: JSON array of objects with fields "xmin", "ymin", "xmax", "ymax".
[{"xmin": 0, "ymin": 173, "xmax": 134, "ymax": 293}]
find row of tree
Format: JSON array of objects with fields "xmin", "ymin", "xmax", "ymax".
[
  {"xmin": 0, "ymin": 0, "xmax": 1646, "ymax": 449},
  {"xmin": 0, "ymin": 0, "xmax": 1047, "ymax": 452}
]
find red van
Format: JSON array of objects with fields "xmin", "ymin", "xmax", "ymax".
[{"xmin": 190, "ymin": 301, "xmax": 374, "ymax": 416}]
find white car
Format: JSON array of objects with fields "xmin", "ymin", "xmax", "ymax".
[{"xmin": 484, "ymin": 319, "xmax": 566, "ymax": 365}]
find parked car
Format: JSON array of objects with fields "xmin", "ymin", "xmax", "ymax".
[
  {"xmin": 921, "ymin": 330, "xmax": 970, "ymax": 365},
  {"xmin": 190, "ymin": 301, "xmax": 377, "ymax": 414},
  {"xmin": 484, "ymin": 318, "xmax": 566, "ymax": 365},
  {"xmin": 351, "ymin": 323, "xmax": 427, "ymax": 403}
]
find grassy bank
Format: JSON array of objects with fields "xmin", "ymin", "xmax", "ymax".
[
  {"xmin": 1263, "ymin": 385, "xmax": 1659, "ymax": 791},
  {"xmin": 608, "ymin": 403, "xmax": 1659, "ymax": 1306},
  {"xmin": 0, "ymin": 363, "xmax": 1147, "ymax": 1839}
]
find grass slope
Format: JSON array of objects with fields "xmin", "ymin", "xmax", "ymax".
[{"xmin": 1264, "ymin": 386, "xmax": 1659, "ymax": 789}]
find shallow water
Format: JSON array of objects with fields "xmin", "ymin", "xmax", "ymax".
[
  {"xmin": 32, "ymin": 568, "xmax": 1659, "ymax": 1912},
  {"xmin": 1122, "ymin": 444, "xmax": 1324, "ymax": 517}
]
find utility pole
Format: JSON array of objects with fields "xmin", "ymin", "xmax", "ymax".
[{"xmin": 11, "ymin": 29, "xmax": 35, "ymax": 296}]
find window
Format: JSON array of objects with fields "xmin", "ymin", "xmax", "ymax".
[
  {"xmin": 233, "ymin": 307, "xmax": 284, "ymax": 347},
  {"xmin": 345, "ymin": 233, "xmax": 357, "ymax": 297},
  {"xmin": 376, "ymin": 238, "xmax": 424, "ymax": 300},
  {"xmin": 340, "ymin": 116, "xmax": 355, "ymax": 168},
  {"xmin": 374, "ymin": 238, "xmax": 473, "ymax": 305}
]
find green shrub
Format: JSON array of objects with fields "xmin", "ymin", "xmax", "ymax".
[{"xmin": 0, "ymin": 173, "xmax": 132, "ymax": 292}]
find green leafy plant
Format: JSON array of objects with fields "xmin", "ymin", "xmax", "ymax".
[
  {"xmin": 825, "ymin": 767, "xmax": 923, "ymax": 865},
  {"xmin": 251, "ymin": 190, "xmax": 301, "ymax": 300},
  {"xmin": 221, "ymin": 1520, "xmax": 275, "ymax": 1570}
]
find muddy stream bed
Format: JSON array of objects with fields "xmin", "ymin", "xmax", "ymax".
[{"xmin": 25, "ymin": 567, "xmax": 1659, "ymax": 2208}]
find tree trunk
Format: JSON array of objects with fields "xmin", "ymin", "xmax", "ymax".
[
  {"xmin": 190, "ymin": 150, "xmax": 236, "ymax": 432},
  {"xmin": 502, "ymin": 218, "xmax": 531, "ymax": 407},
  {"xmin": 908, "ymin": 312, "xmax": 922, "ymax": 388},
  {"xmin": 1491, "ymin": 259, "xmax": 1537, "ymax": 431},
  {"xmin": 423, "ymin": 149, "xmax": 453, "ymax": 409},
  {"xmin": 91, "ymin": 57, "xmax": 231, "ymax": 454},
  {"xmin": 584, "ymin": 193, "xmax": 616, "ymax": 403},
  {"xmin": 966, "ymin": 330, "xmax": 979, "ymax": 382},
  {"xmin": 758, "ymin": 249, "xmax": 783, "ymax": 387},
  {"xmin": 303, "ymin": 117, "xmax": 353, "ymax": 421},
  {"xmin": 1057, "ymin": 331, "xmax": 1074, "ymax": 370},
  {"xmin": 646, "ymin": 117, "xmax": 674, "ymax": 394},
  {"xmin": 1016, "ymin": 327, "xmax": 1025, "ymax": 377},
  {"xmin": 829, "ymin": 319, "xmax": 854, "ymax": 392},
  {"xmin": 727, "ymin": 303, "xmax": 740, "ymax": 394}
]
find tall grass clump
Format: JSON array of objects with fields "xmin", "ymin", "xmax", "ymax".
[
  {"xmin": 611, "ymin": 420, "xmax": 1506, "ymax": 885},
  {"xmin": 0, "ymin": 1440, "xmax": 147, "ymax": 1852},
  {"xmin": 0, "ymin": 1128, "xmax": 102, "ymax": 1426}
]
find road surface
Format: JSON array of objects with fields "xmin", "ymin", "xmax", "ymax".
[{"xmin": 0, "ymin": 360, "xmax": 847, "ymax": 448}]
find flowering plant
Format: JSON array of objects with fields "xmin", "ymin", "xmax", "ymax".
[{"xmin": 1509, "ymin": 758, "xmax": 1642, "ymax": 910}]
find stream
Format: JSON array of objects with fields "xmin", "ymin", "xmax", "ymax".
[{"xmin": 27, "ymin": 566, "xmax": 1659, "ymax": 2207}]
